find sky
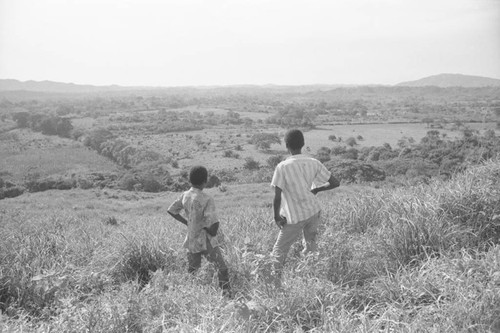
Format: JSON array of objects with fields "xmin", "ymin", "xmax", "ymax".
[{"xmin": 0, "ymin": 0, "xmax": 499, "ymax": 87}]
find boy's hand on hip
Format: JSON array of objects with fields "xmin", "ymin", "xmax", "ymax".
[{"xmin": 274, "ymin": 216, "xmax": 287, "ymax": 229}]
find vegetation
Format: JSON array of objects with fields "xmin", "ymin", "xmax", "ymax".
[
  {"xmin": 1, "ymin": 160, "xmax": 499, "ymax": 331},
  {"xmin": 13, "ymin": 112, "xmax": 73, "ymax": 138},
  {"xmin": 1, "ymin": 85, "xmax": 500, "ymax": 331}
]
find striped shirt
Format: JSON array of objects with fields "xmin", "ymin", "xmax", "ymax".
[
  {"xmin": 271, "ymin": 154, "xmax": 331, "ymax": 224},
  {"xmin": 168, "ymin": 188, "xmax": 221, "ymax": 253}
]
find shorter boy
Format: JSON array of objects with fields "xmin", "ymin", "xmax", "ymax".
[{"xmin": 168, "ymin": 166, "xmax": 231, "ymax": 296}]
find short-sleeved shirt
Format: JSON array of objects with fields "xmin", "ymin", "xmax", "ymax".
[
  {"xmin": 271, "ymin": 154, "xmax": 331, "ymax": 224},
  {"xmin": 167, "ymin": 187, "xmax": 221, "ymax": 253}
]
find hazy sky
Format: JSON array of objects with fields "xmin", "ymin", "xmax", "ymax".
[{"xmin": 1, "ymin": 0, "xmax": 499, "ymax": 86}]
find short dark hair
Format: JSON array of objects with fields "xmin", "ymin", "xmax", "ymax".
[
  {"xmin": 189, "ymin": 166, "xmax": 208, "ymax": 186},
  {"xmin": 284, "ymin": 129, "xmax": 305, "ymax": 150}
]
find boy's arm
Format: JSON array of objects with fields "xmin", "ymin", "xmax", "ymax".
[
  {"xmin": 168, "ymin": 194, "xmax": 187, "ymax": 226},
  {"xmin": 273, "ymin": 186, "xmax": 287, "ymax": 229},
  {"xmin": 168, "ymin": 211, "xmax": 188, "ymax": 226},
  {"xmin": 311, "ymin": 175, "xmax": 340, "ymax": 195},
  {"xmin": 202, "ymin": 197, "xmax": 219, "ymax": 236}
]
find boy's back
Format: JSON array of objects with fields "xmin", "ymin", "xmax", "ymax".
[
  {"xmin": 272, "ymin": 154, "xmax": 331, "ymax": 223},
  {"xmin": 168, "ymin": 187, "xmax": 219, "ymax": 252}
]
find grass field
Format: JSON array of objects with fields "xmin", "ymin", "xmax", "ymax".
[
  {"xmin": 0, "ymin": 129, "xmax": 121, "ymax": 183},
  {"xmin": 1, "ymin": 160, "xmax": 499, "ymax": 332},
  {"xmin": 307, "ymin": 121, "xmax": 498, "ymax": 151}
]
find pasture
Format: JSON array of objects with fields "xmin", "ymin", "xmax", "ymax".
[
  {"xmin": 0, "ymin": 129, "xmax": 120, "ymax": 183},
  {"xmin": 117, "ymin": 121, "xmax": 499, "ymax": 173},
  {"xmin": 1, "ymin": 161, "xmax": 499, "ymax": 331}
]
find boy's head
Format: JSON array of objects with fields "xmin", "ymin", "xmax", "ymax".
[
  {"xmin": 284, "ymin": 129, "xmax": 305, "ymax": 151},
  {"xmin": 189, "ymin": 166, "xmax": 208, "ymax": 187}
]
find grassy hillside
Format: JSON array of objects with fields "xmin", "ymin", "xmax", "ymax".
[
  {"xmin": 1, "ymin": 160, "xmax": 499, "ymax": 332},
  {"xmin": 0, "ymin": 129, "xmax": 121, "ymax": 183}
]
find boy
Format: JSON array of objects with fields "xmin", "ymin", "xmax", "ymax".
[
  {"xmin": 168, "ymin": 166, "xmax": 231, "ymax": 296},
  {"xmin": 271, "ymin": 129, "xmax": 340, "ymax": 280}
]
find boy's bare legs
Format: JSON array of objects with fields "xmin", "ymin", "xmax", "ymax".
[{"xmin": 302, "ymin": 212, "xmax": 320, "ymax": 255}]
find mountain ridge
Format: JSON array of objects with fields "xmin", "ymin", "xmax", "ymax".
[
  {"xmin": 1, "ymin": 73, "xmax": 500, "ymax": 93},
  {"xmin": 396, "ymin": 73, "xmax": 500, "ymax": 88}
]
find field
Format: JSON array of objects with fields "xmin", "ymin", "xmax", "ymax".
[
  {"xmin": 110, "ymin": 120, "xmax": 499, "ymax": 173},
  {"xmin": 1, "ymin": 161, "xmax": 499, "ymax": 331},
  {"xmin": 1, "ymin": 86, "xmax": 500, "ymax": 331},
  {"xmin": 0, "ymin": 129, "xmax": 120, "ymax": 183}
]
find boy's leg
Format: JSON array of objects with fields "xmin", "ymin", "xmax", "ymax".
[
  {"xmin": 302, "ymin": 212, "xmax": 320, "ymax": 255},
  {"xmin": 205, "ymin": 240, "xmax": 231, "ymax": 293},
  {"xmin": 187, "ymin": 252, "xmax": 202, "ymax": 274},
  {"xmin": 271, "ymin": 223, "xmax": 303, "ymax": 278}
]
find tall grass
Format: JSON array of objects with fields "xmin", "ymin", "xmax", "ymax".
[{"xmin": 1, "ymin": 159, "xmax": 500, "ymax": 331}]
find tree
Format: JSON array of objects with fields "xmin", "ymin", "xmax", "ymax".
[
  {"xmin": 316, "ymin": 147, "xmax": 331, "ymax": 163},
  {"xmin": 13, "ymin": 112, "xmax": 29, "ymax": 128},
  {"xmin": 345, "ymin": 137, "xmax": 357, "ymax": 147},
  {"xmin": 494, "ymin": 107, "xmax": 500, "ymax": 118},
  {"xmin": 422, "ymin": 117, "xmax": 434, "ymax": 128},
  {"xmin": 249, "ymin": 133, "xmax": 281, "ymax": 150}
]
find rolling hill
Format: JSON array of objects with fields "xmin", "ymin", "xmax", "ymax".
[
  {"xmin": 0, "ymin": 79, "xmax": 151, "ymax": 93},
  {"xmin": 397, "ymin": 73, "xmax": 500, "ymax": 88}
]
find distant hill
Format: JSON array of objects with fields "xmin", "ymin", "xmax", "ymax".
[
  {"xmin": 0, "ymin": 79, "xmax": 152, "ymax": 93},
  {"xmin": 396, "ymin": 73, "xmax": 500, "ymax": 88}
]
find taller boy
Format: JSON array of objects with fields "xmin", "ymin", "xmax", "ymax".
[{"xmin": 271, "ymin": 129, "xmax": 339, "ymax": 279}]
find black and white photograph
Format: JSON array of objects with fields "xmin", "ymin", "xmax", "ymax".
[{"xmin": 1, "ymin": 0, "xmax": 500, "ymax": 331}]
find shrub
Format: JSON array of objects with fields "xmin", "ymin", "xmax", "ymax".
[
  {"xmin": 243, "ymin": 157, "xmax": 260, "ymax": 170},
  {"xmin": 119, "ymin": 173, "xmax": 139, "ymax": 191},
  {"xmin": 249, "ymin": 133, "xmax": 281, "ymax": 150},
  {"xmin": 341, "ymin": 148, "xmax": 358, "ymax": 160},
  {"xmin": 267, "ymin": 155, "xmax": 284, "ymax": 169},
  {"xmin": 112, "ymin": 235, "xmax": 181, "ymax": 286},
  {"xmin": 316, "ymin": 147, "xmax": 331, "ymax": 163},
  {"xmin": 223, "ymin": 150, "xmax": 240, "ymax": 159},
  {"xmin": 325, "ymin": 160, "xmax": 386, "ymax": 183},
  {"xmin": 12, "ymin": 112, "xmax": 29, "ymax": 128},
  {"xmin": 331, "ymin": 146, "xmax": 346, "ymax": 156},
  {"xmin": 345, "ymin": 137, "xmax": 357, "ymax": 147},
  {"xmin": 0, "ymin": 186, "xmax": 24, "ymax": 199},
  {"xmin": 140, "ymin": 175, "xmax": 163, "ymax": 193},
  {"xmin": 83, "ymin": 129, "xmax": 114, "ymax": 153},
  {"xmin": 206, "ymin": 175, "xmax": 221, "ymax": 188}
]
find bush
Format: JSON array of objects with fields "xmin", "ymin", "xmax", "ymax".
[
  {"xmin": 345, "ymin": 137, "xmax": 357, "ymax": 147},
  {"xmin": 223, "ymin": 150, "xmax": 240, "ymax": 159},
  {"xmin": 119, "ymin": 173, "xmax": 139, "ymax": 191},
  {"xmin": 325, "ymin": 160, "xmax": 386, "ymax": 183},
  {"xmin": 140, "ymin": 175, "xmax": 163, "ymax": 193},
  {"xmin": 83, "ymin": 129, "xmax": 115, "ymax": 153},
  {"xmin": 243, "ymin": 157, "xmax": 260, "ymax": 170},
  {"xmin": 316, "ymin": 147, "xmax": 331, "ymax": 163},
  {"xmin": 341, "ymin": 148, "xmax": 358, "ymax": 160},
  {"xmin": 206, "ymin": 175, "xmax": 221, "ymax": 188},
  {"xmin": 112, "ymin": 235, "xmax": 181, "ymax": 286},
  {"xmin": 249, "ymin": 133, "xmax": 281, "ymax": 150},
  {"xmin": 0, "ymin": 186, "xmax": 24, "ymax": 199},
  {"xmin": 267, "ymin": 155, "xmax": 284, "ymax": 169},
  {"xmin": 331, "ymin": 146, "xmax": 346, "ymax": 156}
]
